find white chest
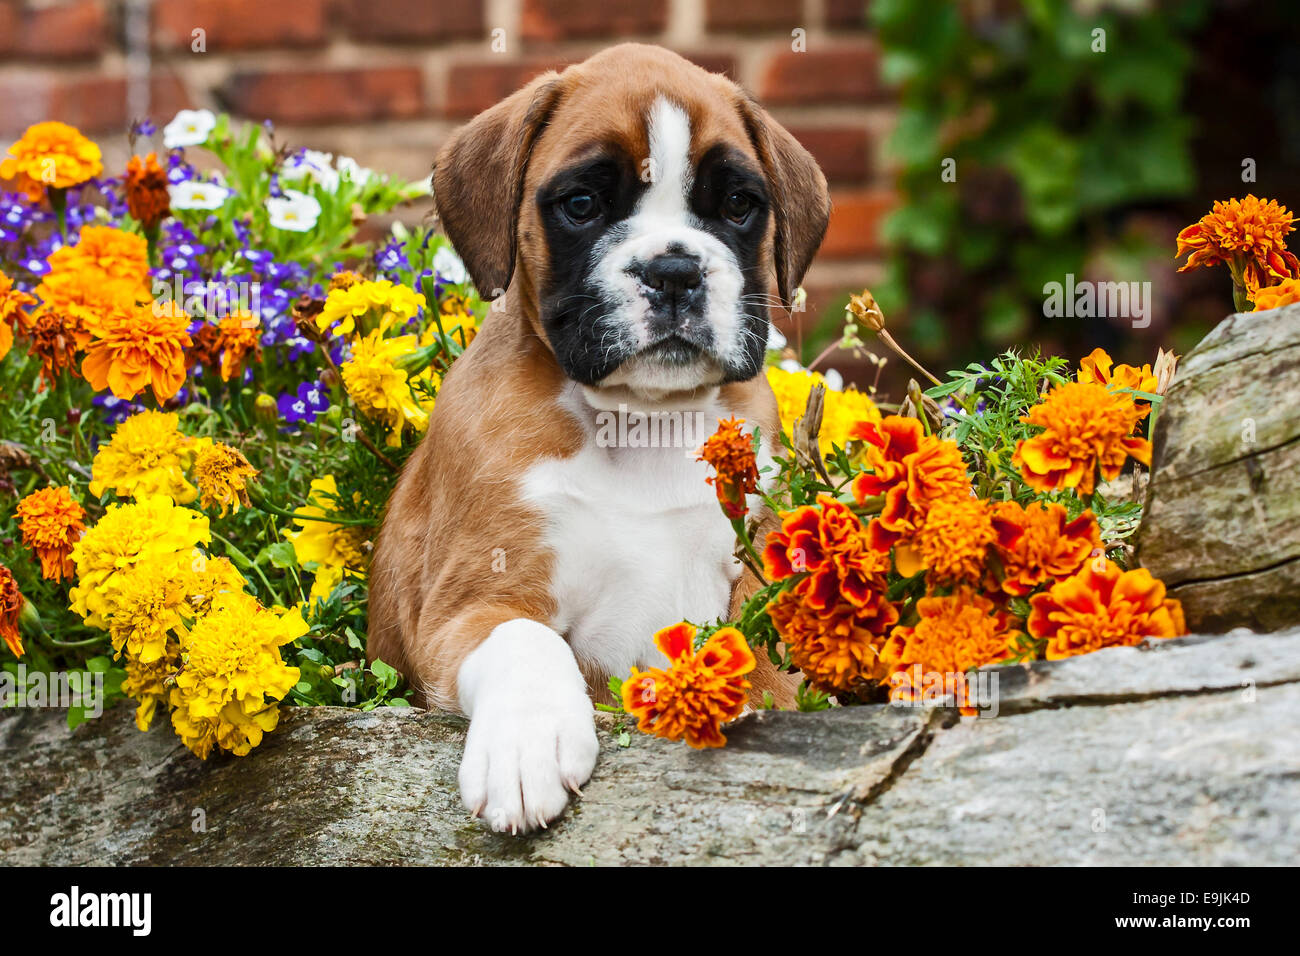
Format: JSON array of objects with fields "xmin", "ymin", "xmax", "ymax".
[{"xmin": 520, "ymin": 400, "xmax": 752, "ymax": 679}]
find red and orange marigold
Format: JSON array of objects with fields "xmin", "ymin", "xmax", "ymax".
[
  {"xmin": 850, "ymin": 415, "xmax": 970, "ymax": 552},
  {"xmin": 1013, "ymin": 381, "xmax": 1151, "ymax": 496},
  {"xmin": 15, "ymin": 487, "xmax": 86, "ymax": 583},
  {"xmin": 124, "ymin": 152, "xmax": 171, "ymax": 231},
  {"xmin": 989, "ymin": 500, "xmax": 1101, "ymax": 597},
  {"xmin": 0, "ymin": 565, "xmax": 24, "ymax": 658},
  {"xmin": 1027, "ymin": 560, "xmax": 1186, "ymax": 660},
  {"xmin": 764, "ymin": 495, "xmax": 892, "ymax": 610},
  {"xmin": 1175, "ymin": 194, "xmax": 1299, "ymax": 298},
  {"xmin": 697, "ymin": 417, "xmax": 759, "ymax": 520},
  {"xmin": 622, "ymin": 622, "xmax": 755, "ymax": 749},
  {"xmin": 907, "ymin": 496, "xmax": 996, "ymax": 585},
  {"xmin": 1077, "ymin": 347, "xmax": 1158, "ymax": 398}
]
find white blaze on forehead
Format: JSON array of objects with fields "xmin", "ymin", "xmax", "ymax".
[{"xmin": 642, "ymin": 98, "xmax": 694, "ymax": 222}]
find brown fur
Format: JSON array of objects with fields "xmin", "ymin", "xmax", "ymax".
[{"xmin": 368, "ymin": 44, "xmax": 829, "ymax": 713}]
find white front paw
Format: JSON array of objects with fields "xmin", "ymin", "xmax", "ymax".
[{"xmin": 457, "ymin": 619, "xmax": 599, "ymax": 834}]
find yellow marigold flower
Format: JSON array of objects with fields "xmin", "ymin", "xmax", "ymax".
[
  {"xmin": 104, "ymin": 554, "xmax": 247, "ymax": 664},
  {"xmin": 124, "ymin": 152, "xmax": 170, "ymax": 231},
  {"xmin": 1028, "ymin": 560, "xmax": 1186, "ymax": 660},
  {"xmin": 15, "ymin": 486, "xmax": 86, "ymax": 582},
  {"xmin": 0, "ymin": 565, "xmax": 25, "ymax": 658},
  {"xmin": 0, "ymin": 121, "xmax": 103, "ymax": 201},
  {"xmin": 880, "ymin": 590, "xmax": 1019, "ymax": 712},
  {"xmin": 45, "ymin": 225, "xmax": 150, "ymax": 288},
  {"xmin": 88, "ymin": 409, "xmax": 200, "ymax": 503},
  {"xmin": 1013, "ymin": 381, "xmax": 1151, "ymax": 497},
  {"xmin": 623, "ymin": 622, "xmax": 755, "ymax": 749},
  {"xmin": 1250, "ymin": 276, "xmax": 1300, "ymax": 311},
  {"xmin": 341, "ymin": 330, "xmax": 433, "ymax": 446},
  {"xmin": 439, "ymin": 301, "xmax": 479, "ymax": 345},
  {"xmin": 1175, "ymin": 195, "xmax": 1299, "ymax": 298},
  {"xmin": 68, "ymin": 495, "xmax": 210, "ymax": 628},
  {"xmin": 121, "ymin": 640, "xmax": 180, "ymax": 731},
  {"xmin": 907, "ymin": 496, "xmax": 995, "ymax": 585},
  {"xmin": 82, "ymin": 297, "xmax": 191, "ymax": 402},
  {"xmin": 169, "ymin": 591, "xmax": 304, "ymax": 759},
  {"xmin": 766, "ymin": 365, "xmax": 881, "ymax": 457},
  {"xmin": 1077, "ymin": 347, "xmax": 1157, "ymax": 399},
  {"xmin": 284, "ymin": 475, "xmax": 369, "ymax": 605},
  {"xmin": 698, "ymin": 417, "xmax": 759, "ymax": 520},
  {"xmin": 317, "ymin": 277, "xmax": 426, "ymax": 337},
  {"xmin": 194, "ymin": 441, "xmax": 258, "ymax": 516}
]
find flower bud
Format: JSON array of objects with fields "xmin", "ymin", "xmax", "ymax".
[
  {"xmin": 253, "ymin": 392, "xmax": 278, "ymax": 423},
  {"xmin": 847, "ymin": 290, "xmax": 885, "ymax": 333}
]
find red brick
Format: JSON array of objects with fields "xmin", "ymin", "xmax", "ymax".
[
  {"xmin": 706, "ymin": 0, "xmax": 801, "ymax": 33},
  {"xmin": 221, "ymin": 68, "xmax": 424, "ymax": 125},
  {"xmin": 0, "ymin": 3, "xmax": 18, "ymax": 56},
  {"xmin": 17, "ymin": 0, "xmax": 106, "ymax": 60},
  {"xmin": 443, "ymin": 58, "xmax": 572, "ymax": 118},
  {"xmin": 824, "ymin": 0, "xmax": 871, "ymax": 30},
  {"xmin": 820, "ymin": 189, "xmax": 895, "ymax": 260},
  {"xmin": 520, "ymin": 0, "xmax": 666, "ymax": 41},
  {"xmin": 154, "ymin": 0, "xmax": 328, "ymax": 51},
  {"xmin": 760, "ymin": 43, "xmax": 881, "ymax": 105},
  {"xmin": 787, "ymin": 126, "xmax": 870, "ymax": 185},
  {"xmin": 345, "ymin": 0, "xmax": 484, "ymax": 43},
  {"xmin": 0, "ymin": 74, "xmax": 191, "ymax": 137}
]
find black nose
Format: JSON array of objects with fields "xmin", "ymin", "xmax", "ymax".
[{"xmin": 641, "ymin": 254, "xmax": 703, "ymax": 296}]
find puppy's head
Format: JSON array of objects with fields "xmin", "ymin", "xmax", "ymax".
[{"xmin": 433, "ymin": 44, "xmax": 830, "ymax": 396}]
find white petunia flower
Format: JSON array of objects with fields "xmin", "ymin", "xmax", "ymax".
[
  {"xmin": 778, "ymin": 358, "xmax": 803, "ymax": 374},
  {"xmin": 337, "ymin": 156, "xmax": 375, "ymax": 185},
  {"xmin": 280, "ymin": 149, "xmax": 339, "ymax": 193},
  {"xmin": 433, "ymin": 246, "xmax": 468, "ymax": 284},
  {"xmin": 266, "ymin": 189, "xmax": 322, "ymax": 232},
  {"xmin": 162, "ymin": 109, "xmax": 217, "ymax": 149},
  {"xmin": 766, "ymin": 324, "xmax": 787, "ymax": 351},
  {"xmin": 168, "ymin": 180, "xmax": 231, "ymax": 210},
  {"xmin": 822, "ymin": 368, "xmax": 844, "ymax": 392}
]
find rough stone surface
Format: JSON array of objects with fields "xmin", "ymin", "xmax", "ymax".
[
  {"xmin": 2, "ymin": 628, "xmax": 1297, "ymax": 866},
  {"xmin": 1136, "ymin": 304, "xmax": 1300, "ymax": 631}
]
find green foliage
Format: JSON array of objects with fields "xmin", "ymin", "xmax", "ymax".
[{"xmin": 870, "ymin": 0, "xmax": 1209, "ymax": 356}]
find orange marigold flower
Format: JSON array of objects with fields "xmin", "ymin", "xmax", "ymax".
[
  {"xmin": 1175, "ymin": 195, "xmax": 1299, "ymax": 297},
  {"xmin": 124, "ymin": 152, "xmax": 170, "ymax": 231},
  {"xmin": 622, "ymin": 622, "xmax": 755, "ymax": 749},
  {"xmin": 763, "ymin": 495, "xmax": 892, "ymax": 610},
  {"xmin": 0, "ymin": 121, "xmax": 103, "ymax": 201},
  {"xmin": 908, "ymin": 496, "xmax": 996, "ymax": 585},
  {"xmin": 990, "ymin": 500, "xmax": 1100, "ymax": 597},
  {"xmin": 45, "ymin": 225, "xmax": 150, "ymax": 288},
  {"xmin": 195, "ymin": 441, "xmax": 259, "ymax": 517},
  {"xmin": 26, "ymin": 308, "xmax": 84, "ymax": 389},
  {"xmin": 767, "ymin": 589, "xmax": 898, "ymax": 694},
  {"xmin": 850, "ymin": 415, "xmax": 970, "ymax": 552},
  {"xmin": 189, "ymin": 313, "xmax": 263, "ymax": 382},
  {"xmin": 1077, "ymin": 347, "xmax": 1158, "ymax": 399},
  {"xmin": 0, "ymin": 565, "xmax": 24, "ymax": 658},
  {"xmin": 880, "ymin": 590, "xmax": 1019, "ymax": 711},
  {"xmin": 1013, "ymin": 381, "xmax": 1151, "ymax": 496},
  {"xmin": 1250, "ymin": 276, "xmax": 1300, "ymax": 311},
  {"xmin": 1027, "ymin": 560, "xmax": 1186, "ymax": 660},
  {"xmin": 1, "ymin": 273, "xmax": 37, "ymax": 361},
  {"xmin": 15, "ymin": 487, "xmax": 86, "ymax": 583},
  {"xmin": 697, "ymin": 417, "xmax": 759, "ymax": 519},
  {"xmin": 82, "ymin": 298, "xmax": 191, "ymax": 402}
]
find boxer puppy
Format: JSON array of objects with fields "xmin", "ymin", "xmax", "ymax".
[{"xmin": 368, "ymin": 44, "xmax": 831, "ymax": 833}]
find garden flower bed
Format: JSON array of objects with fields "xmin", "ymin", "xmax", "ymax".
[{"xmin": 2, "ymin": 113, "xmax": 1298, "ymax": 770}]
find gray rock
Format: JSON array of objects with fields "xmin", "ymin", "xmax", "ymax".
[
  {"xmin": 2, "ymin": 627, "xmax": 1297, "ymax": 866},
  {"xmin": 1136, "ymin": 304, "xmax": 1300, "ymax": 631}
]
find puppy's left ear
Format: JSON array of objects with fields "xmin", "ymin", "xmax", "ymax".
[{"xmin": 738, "ymin": 94, "xmax": 832, "ymax": 307}]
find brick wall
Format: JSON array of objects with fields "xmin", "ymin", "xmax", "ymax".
[{"xmin": 1, "ymin": 0, "xmax": 897, "ymax": 346}]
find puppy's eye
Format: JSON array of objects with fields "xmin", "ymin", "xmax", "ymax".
[
  {"xmin": 722, "ymin": 191, "xmax": 754, "ymax": 224},
  {"xmin": 561, "ymin": 193, "xmax": 600, "ymax": 224}
]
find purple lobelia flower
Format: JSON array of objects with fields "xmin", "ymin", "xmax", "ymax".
[{"xmin": 278, "ymin": 380, "xmax": 330, "ymax": 425}]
